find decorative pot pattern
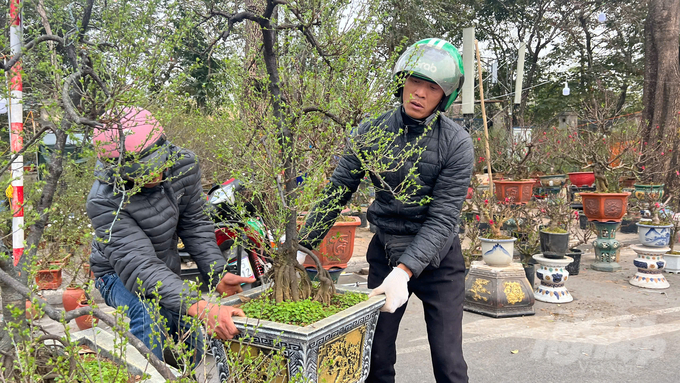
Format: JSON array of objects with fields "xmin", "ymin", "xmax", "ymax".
[
  {"xmin": 213, "ymin": 286, "xmax": 384, "ymax": 383},
  {"xmin": 533, "ymin": 254, "xmax": 573, "ymax": 303},
  {"xmin": 633, "ymin": 184, "xmax": 665, "ymax": 202},
  {"xmin": 580, "ymin": 192, "xmax": 630, "ymax": 222},
  {"xmin": 464, "ymin": 261, "xmax": 535, "ymax": 318},
  {"xmin": 493, "ymin": 180, "xmax": 535, "ymax": 204},
  {"xmin": 480, "ymin": 237, "xmax": 516, "ymax": 267},
  {"xmin": 629, "ymin": 245, "xmax": 670, "ymax": 289},
  {"xmin": 35, "ymin": 269, "xmax": 62, "ymax": 290},
  {"xmin": 590, "ymin": 221, "xmax": 623, "ymax": 272},
  {"xmin": 302, "ymin": 216, "xmax": 361, "ymax": 270},
  {"xmin": 636, "ymin": 223, "xmax": 672, "ymax": 247}
]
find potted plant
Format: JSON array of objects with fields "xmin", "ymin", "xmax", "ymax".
[
  {"xmin": 478, "ymin": 196, "xmax": 517, "ymax": 267},
  {"xmin": 538, "ymin": 197, "xmax": 573, "ymax": 259},
  {"xmin": 63, "ymin": 261, "xmax": 98, "ymax": 330},
  {"xmin": 488, "ymin": 128, "xmax": 537, "ymax": 204},
  {"xmin": 635, "ymin": 196, "xmax": 673, "ymax": 248},
  {"xmin": 511, "ymin": 203, "xmax": 542, "ymax": 285}
]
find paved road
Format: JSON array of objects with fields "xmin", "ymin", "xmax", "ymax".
[{"xmin": 341, "ymin": 227, "xmax": 680, "ymax": 383}]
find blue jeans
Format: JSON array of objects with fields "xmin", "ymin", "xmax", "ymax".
[{"xmin": 95, "ymin": 273, "xmax": 204, "ymax": 368}]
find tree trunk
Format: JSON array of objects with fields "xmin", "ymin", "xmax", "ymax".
[{"xmin": 641, "ymin": 0, "xmax": 680, "ymax": 186}]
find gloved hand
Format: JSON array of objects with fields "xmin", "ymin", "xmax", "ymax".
[
  {"xmin": 296, "ymin": 250, "xmax": 308, "ymax": 265},
  {"xmin": 368, "ymin": 267, "xmax": 410, "ymax": 313}
]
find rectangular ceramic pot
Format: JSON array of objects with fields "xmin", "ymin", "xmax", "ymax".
[{"xmin": 212, "ymin": 285, "xmax": 385, "ymax": 383}]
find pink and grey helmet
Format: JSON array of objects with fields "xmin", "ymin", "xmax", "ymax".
[{"xmin": 92, "ymin": 108, "xmax": 170, "ymax": 179}]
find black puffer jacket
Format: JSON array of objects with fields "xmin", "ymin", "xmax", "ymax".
[
  {"xmin": 302, "ymin": 107, "xmax": 474, "ymax": 278},
  {"xmin": 87, "ymin": 144, "xmax": 226, "ymax": 313}
]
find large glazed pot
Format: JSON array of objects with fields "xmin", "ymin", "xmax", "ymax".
[
  {"xmin": 580, "ymin": 192, "xmax": 630, "ymax": 222},
  {"xmin": 567, "ymin": 172, "xmax": 595, "ymax": 187},
  {"xmin": 480, "ymin": 237, "xmax": 517, "ymax": 267},
  {"xmin": 212, "ymin": 286, "xmax": 385, "ymax": 383},
  {"xmin": 637, "ymin": 223, "xmax": 672, "ymax": 247},
  {"xmin": 634, "ymin": 184, "xmax": 665, "ymax": 202},
  {"xmin": 493, "ymin": 180, "xmax": 535, "ymax": 204}
]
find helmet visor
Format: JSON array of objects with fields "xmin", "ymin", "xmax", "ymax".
[{"xmin": 120, "ymin": 141, "xmax": 169, "ymax": 179}]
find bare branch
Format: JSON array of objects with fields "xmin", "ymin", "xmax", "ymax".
[
  {"xmin": 301, "ymin": 106, "xmax": 346, "ymax": 126},
  {"xmin": 2, "ymin": 35, "xmax": 65, "ymax": 71},
  {"xmin": 288, "ymin": 7, "xmax": 334, "ymax": 68},
  {"xmin": 61, "ymin": 70, "xmax": 103, "ymax": 128},
  {"xmin": 0, "ymin": 125, "xmax": 54, "ymax": 177}
]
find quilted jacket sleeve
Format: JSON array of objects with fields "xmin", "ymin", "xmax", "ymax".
[
  {"xmin": 397, "ymin": 129, "xmax": 474, "ymax": 278},
  {"xmin": 87, "ymin": 195, "xmax": 199, "ymax": 313},
  {"xmin": 175, "ymin": 154, "xmax": 228, "ymax": 287}
]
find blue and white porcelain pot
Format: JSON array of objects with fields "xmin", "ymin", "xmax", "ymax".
[
  {"xmin": 480, "ymin": 237, "xmax": 517, "ymax": 267},
  {"xmin": 637, "ymin": 222, "xmax": 673, "ymax": 247}
]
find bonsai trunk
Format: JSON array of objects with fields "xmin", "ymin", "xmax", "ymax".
[{"xmin": 258, "ymin": 6, "xmax": 334, "ymax": 304}]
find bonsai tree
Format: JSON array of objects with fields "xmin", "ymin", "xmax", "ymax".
[
  {"xmin": 539, "ymin": 197, "xmax": 573, "ymax": 234},
  {"xmin": 478, "ymin": 196, "xmax": 515, "ymax": 239},
  {"xmin": 510, "ymin": 203, "xmax": 542, "ymax": 266},
  {"xmin": 182, "ymin": 0, "xmax": 418, "ymax": 307}
]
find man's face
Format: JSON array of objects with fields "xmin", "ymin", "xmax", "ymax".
[{"xmin": 402, "ymin": 76, "xmax": 445, "ymax": 120}]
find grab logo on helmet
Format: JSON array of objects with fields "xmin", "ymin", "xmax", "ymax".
[{"xmin": 416, "ymin": 61, "xmax": 437, "ymax": 73}]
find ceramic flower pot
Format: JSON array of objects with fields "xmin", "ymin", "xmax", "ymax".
[
  {"xmin": 301, "ymin": 216, "xmax": 361, "ymax": 270},
  {"xmin": 74, "ymin": 302, "xmax": 98, "ymax": 330},
  {"xmin": 493, "ymin": 180, "xmax": 535, "ymax": 204},
  {"xmin": 539, "ymin": 230, "xmax": 569, "ymax": 259},
  {"xmin": 636, "ymin": 223, "xmax": 672, "ymax": 247},
  {"xmin": 539, "ymin": 174, "xmax": 567, "ymax": 188},
  {"xmin": 62, "ymin": 287, "xmax": 86, "ymax": 312},
  {"xmin": 634, "ymin": 184, "xmax": 665, "ymax": 202},
  {"xmin": 480, "ymin": 237, "xmax": 516, "ymax": 267},
  {"xmin": 580, "ymin": 192, "xmax": 630, "ymax": 222},
  {"xmin": 567, "ymin": 172, "xmax": 595, "ymax": 187}
]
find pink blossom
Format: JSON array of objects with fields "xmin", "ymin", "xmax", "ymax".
[
  {"xmin": 478, "ymin": 137, "xmax": 481, "ymax": 141},
  {"xmin": 642, "ymin": 166, "xmax": 646, "ymax": 170},
  {"xmin": 489, "ymin": 219, "xmax": 495, "ymax": 225},
  {"xmin": 676, "ymin": 170, "xmax": 679, "ymax": 176},
  {"xmin": 662, "ymin": 152, "xmax": 665, "ymax": 155},
  {"xmin": 484, "ymin": 199, "xmax": 489, "ymax": 205},
  {"xmin": 543, "ymin": 132, "xmax": 546, "ymax": 135},
  {"xmin": 475, "ymin": 215, "xmax": 480, "ymax": 221},
  {"xmin": 655, "ymin": 202, "xmax": 661, "ymax": 208},
  {"xmin": 505, "ymin": 197, "xmax": 510, "ymax": 203},
  {"xmin": 568, "ymin": 135, "xmax": 572, "ymax": 138}
]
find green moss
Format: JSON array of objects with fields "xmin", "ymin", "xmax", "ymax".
[
  {"xmin": 482, "ymin": 233, "xmax": 514, "ymax": 240},
  {"xmin": 541, "ymin": 227, "xmax": 568, "ymax": 234},
  {"xmin": 241, "ymin": 292, "xmax": 368, "ymax": 326}
]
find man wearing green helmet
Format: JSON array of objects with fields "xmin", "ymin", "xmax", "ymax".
[{"xmin": 300, "ymin": 38, "xmax": 473, "ymax": 382}]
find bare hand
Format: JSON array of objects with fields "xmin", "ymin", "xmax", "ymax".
[
  {"xmin": 216, "ymin": 273, "xmax": 257, "ymax": 297},
  {"xmin": 188, "ymin": 301, "xmax": 245, "ymax": 340}
]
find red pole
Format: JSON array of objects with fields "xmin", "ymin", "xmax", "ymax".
[{"xmin": 8, "ymin": 0, "xmax": 24, "ymax": 266}]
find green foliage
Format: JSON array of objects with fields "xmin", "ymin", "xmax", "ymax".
[
  {"xmin": 242, "ymin": 292, "xmax": 368, "ymax": 326},
  {"xmin": 76, "ymin": 357, "xmax": 130, "ymax": 383}
]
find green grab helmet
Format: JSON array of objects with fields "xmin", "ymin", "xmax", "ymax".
[{"xmin": 393, "ymin": 38, "xmax": 465, "ymax": 112}]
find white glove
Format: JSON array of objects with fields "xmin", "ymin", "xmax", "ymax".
[
  {"xmin": 296, "ymin": 250, "xmax": 307, "ymax": 265},
  {"xmin": 368, "ymin": 267, "xmax": 410, "ymax": 313}
]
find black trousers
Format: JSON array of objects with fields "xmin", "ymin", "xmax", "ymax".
[{"xmin": 365, "ymin": 234, "xmax": 468, "ymax": 383}]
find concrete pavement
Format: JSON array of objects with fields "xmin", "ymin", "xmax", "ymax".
[{"xmin": 340, "ymin": 226, "xmax": 680, "ymax": 383}]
